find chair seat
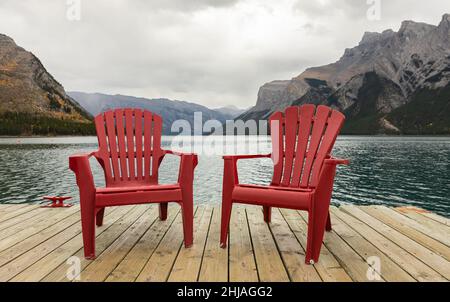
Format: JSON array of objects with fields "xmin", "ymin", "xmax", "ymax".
[
  {"xmin": 232, "ymin": 184, "xmax": 313, "ymax": 210},
  {"xmin": 96, "ymin": 183, "xmax": 180, "ymax": 194},
  {"xmin": 237, "ymin": 184, "xmax": 313, "ymax": 192},
  {"xmin": 95, "ymin": 183, "xmax": 182, "ymax": 207}
]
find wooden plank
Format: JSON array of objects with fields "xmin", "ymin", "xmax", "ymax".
[
  {"xmin": 0, "ymin": 204, "xmax": 19, "ymax": 210},
  {"xmin": 420, "ymin": 211, "xmax": 450, "ymax": 227},
  {"xmin": 0, "ymin": 205, "xmax": 79, "ymax": 246},
  {"xmin": 0, "ymin": 204, "xmax": 29, "ymax": 214},
  {"xmin": 361, "ymin": 206, "xmax": 450, "ymax": 262},
  {"xmin": 136, "ymin": 208, "xmax": 192, "ymax": 282},
  {"xmin": 0, "ymin": 215, "xmax": 83, "ymax": 281},
  {"xmin": 168, "ymin": 207, "xmax": 212, "ymax": 282},
  {"xmin": 0, "ymin": 203, "xmax": 446, "ymax": 283},
  {"xmin": 78, "ymin": 205, "xmax": 156, "ymax": 281},
  {"xmin": 229, "ymin": 206, "xmax": 258, "ymax": 282},
  {"xmin": 341, "ymin": 206, "xmax": 450, "ymax": 280},
  {"xmin": 335, "ymin": 206, "xmax": 446, "ymax": 281},
  {"xmin": 107, "ymin": 206, "xmax": 181, "ymax": 282},
  {"xmin": 0, "ymin": 205, "xmax": 40, "ymax": 224},
  {"xmin": 198, "ymin": 206, "xmax": 229, "ymax": 282},
  {"xmin": 0, "ymin": 206, "xmax": 72, "ymax": 241},
  {"xmin": 0, "ymin": 206, "xmax": 48, "ymax": 232},
  {"xmin": 0, "ymin": 208, "xmax": 81, "ymax": 267},
  {"xmin": 245, "ymin": 206, "xmax": 289, "ymax": 282},
  {"xmin": 395, "ymin": 208, "xmax": 450, "ymax": 246},
  {"xmin": 10, "ymin": 206, "xmax": 131, "ymax": 281},
  {"xmin": 297, "ymin": 211, "xmax": 376, "ymax": 282},
  {"xmin": 280, "ymin": 208, "xmax": 352, "ymax": 282},
  {"xmin": 396, "ymin": 207, "xmax": 450, "ymax": 231},
  {"xmin": 41, "ymin": 205, "xmax": 140, "ymax": 282},
  {"xmin": 378, "ymin": 206, "xmax": 450, "ymax": 247},
  {"xmin": 269, "ymin": 209, "xmax": 322, "ymax": 281},
  {"xmin": 329, "ymin": 208, "xmax": 415, "ymax": 282}
]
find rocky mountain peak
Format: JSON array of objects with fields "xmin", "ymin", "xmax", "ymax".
[
  {"xmin": 398, "ymin": 20, "xmax": 436, "ymax": 38},
  {"xmin": 0, "ymin": 33, "xmax": 15, "ymax": 44},
  {"xmin": 239, "ymin": 14, "xmax": 450, "ymax": 135},
  {"xmin": 438, "ymin": 13, "xmax": 450, "ymax": 30},
  {"xmin": 359, "ymin": 29, "xmax": 395, "ymax": 46}
]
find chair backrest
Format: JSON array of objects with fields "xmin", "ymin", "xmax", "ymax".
[
  {"xmin": 94, "ymin": 108, "xmax": 163, "ymax": 186},
  {"xmin": 269, "ymin": 105, "xmax": 345, "ymax": 189}
]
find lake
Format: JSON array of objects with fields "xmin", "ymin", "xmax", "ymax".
[{"xmin": 0, "ymin": 136, "xmax": 449, "ymax": 217}]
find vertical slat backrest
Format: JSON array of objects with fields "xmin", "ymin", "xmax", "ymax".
[
  {"xmin": 125, "ymin": 109, "xmax": 135, "ymax": 180},
  {"xmin": 134, "ymin": 109, "xmax": 144, "ymax": 181},
  {"xmin": 269, "ymin": 105, "xmax": 344, "ymax": 189},
  {"xmin": 308, "ymin": 110, "xmax": 345, "ymax": 187},
  {"xmin": 94, "ymin": 109, "xmax": 163, "ymax": 186},
  {"xmin": 299, "ymin": 105, "xmax": 331, "ymax": 188},
  {"xmin": 104, "ymin": 111, "xmax": 121, "ymax": 181},
  {"xmin": 280, "ymin": 107, "xmax": 299, "ymax": 186},
  {"xmin": 270, "ymin": 112, "xmax": 284, "ymax": 186},
  {"xmin": 151, "ymin": 114, "xmax": 163, "ymax": 181},
  {"xmin": 115, "ymin": 109, "xmax": 128, "ymax": 179},
  {"xmin": 94, "ymin": 114, "xmax": 113, "ymax": 182},
  {"xmin": 290, "ymin": 104, "xmax": 315, "ymax": 187},
  {"xmin": 143, "ymin": 110, "xmax": 153, "ymax": 183}
]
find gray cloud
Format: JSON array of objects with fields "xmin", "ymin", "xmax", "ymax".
[{"xmin": 0, "ymin": 0, "xmax": 448, "ymax": 108}]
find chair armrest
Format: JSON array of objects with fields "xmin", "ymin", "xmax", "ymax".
[
  {"xmin": 221, "ymin": 154, "xmax": 270, "ymax": 186},
  {"xmin": 163, "ymin": 149, "xmax": 198, "ymax": 157},
  {"xmin": 163, "ymin": 150, "xmax": 198, "ymax": 184},
  {"xmin": 69, "ymin": 152, "xmax": 97, "ymax": 192},
  {"xmin": 222, "ymin": 154, "xmax": 271, "ymax": 161}
]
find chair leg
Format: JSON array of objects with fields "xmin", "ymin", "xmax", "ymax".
[
  {"xmin": 326, "ymin": 212, "xmax": 332, "ymax": 232},
  {"xmin": 220, "ymin": 198, "xmax": 233, "ymax": 248},
  {"xmin": 305, "ymin": 206, "xmax": 330, "ymax": 264},
  {"xmin": 159, "ymin": 203, "xmax": 168, "ymax": 221},
  {"xmin": 80, "ymin": 195, "xmax": 96, "ymax": 259},
  {"xmin": 263, "ymin": 206, "xmax": 272, "ymax": 223},
  {"xmin": 181, "ymin": 200, "xmax": 193, "ymax": 248},
  {"xmin": 96, "ymin": 208, "xmax": 105, "ymax": 227}
]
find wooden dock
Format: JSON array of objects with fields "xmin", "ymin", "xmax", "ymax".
[{"xmin": 0, "ymin": 203, "xmax": 449, "ymax": 282}]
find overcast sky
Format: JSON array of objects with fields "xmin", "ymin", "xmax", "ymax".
[{"xmin": 0, "ymin": 0, "xmax": 448, "ymax": 108}]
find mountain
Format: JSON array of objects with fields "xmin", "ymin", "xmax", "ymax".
[
  {"xmin": 0, "ymin": 34, "xmax": 94, "ymax": 135},
  {"xmin": 68, "ymin": 91, "xmax": 233, "ymax": 135},
  {"xmin": 213, "ymin": 105, "xmax": 247, "ymax": 118},
  {"xmin": 238, "ymin": 14, "xmax": 450, "ymax": 135}
]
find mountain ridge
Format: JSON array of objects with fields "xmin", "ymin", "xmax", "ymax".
[
  {"xmin": 0, "ymin": 34, "xmax": 94, "ymax": 135},
  {"xmin": 68, "ymin": 91, "xmax": 238, "ymax": 135},
  {"xmin": 238, "ymin": 14, "xmax": 450, "ymax": 134}
]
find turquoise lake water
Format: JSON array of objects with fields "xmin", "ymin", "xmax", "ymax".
[{"xmin": 0, "ymin": 136, "xmax": 449, "ymax": 217}]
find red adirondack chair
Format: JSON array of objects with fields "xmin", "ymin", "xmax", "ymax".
[
  {"xmin": 69, "ymin": 109, "xmax": 198, "ymax": 259},
  {"xmin": 220, "ymin": 105, "xmax": 349, "ymax": 264}
]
